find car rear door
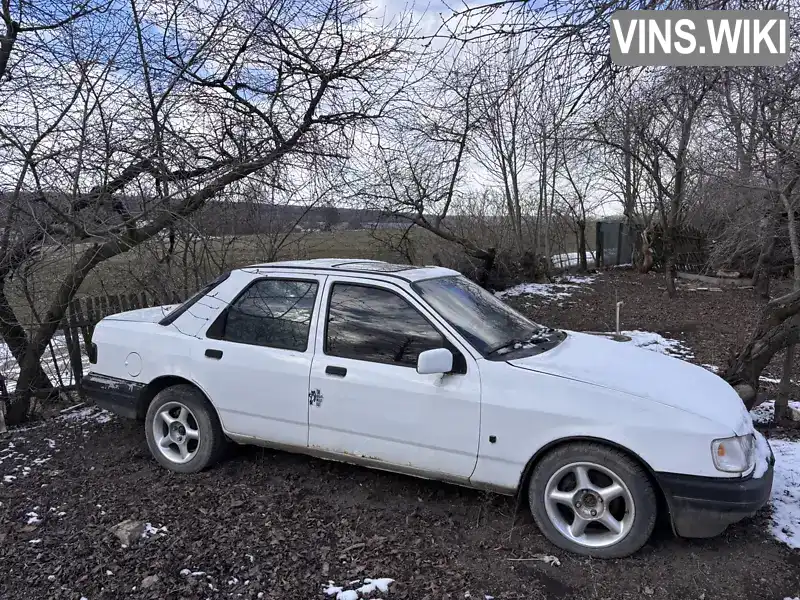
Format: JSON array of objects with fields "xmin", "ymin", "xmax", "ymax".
[
  {"xmin": 196, "ymin": 272, "xmax": 326, "ymax": 448},
  {"xmin": 307, "ymin": 276, "xmax": 481, "ymax": 481}
]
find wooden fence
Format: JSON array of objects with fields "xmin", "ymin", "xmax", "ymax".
[
  {"xmin": 0, "ymin": 291, "xmax": 186, "ymax": 403},
  {"xmin": 639, "ymin": 224, "xmax": 708, "ymax": 274},
  {"xmin": 60, "ymin": 290, "xmax": 186, "ymax": 388}
]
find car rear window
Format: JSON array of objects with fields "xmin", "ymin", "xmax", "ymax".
[{"xmin": 158, "ymin": 271, "xmax": 231, "ymax": 326}]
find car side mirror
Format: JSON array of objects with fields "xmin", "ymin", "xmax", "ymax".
[{"xmin": 416, "ymin": 348, "xmax": 454, "ymax": 375}]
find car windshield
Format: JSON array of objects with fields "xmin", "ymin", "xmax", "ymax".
[{"xmin": 413, "ymin": 275, "xmax": 543, "ymax": 356}]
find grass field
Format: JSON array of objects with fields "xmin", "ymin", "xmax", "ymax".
[
  {"xmin": 7, "ymin": 225, "xmax": 596, "ymax": 329},
  {"xmin": 5, "ymin": 230, "xmax": 432, "ymax": 327}
]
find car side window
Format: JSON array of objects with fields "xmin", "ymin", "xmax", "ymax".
[
  {"xmin": 325, "ymin": 283, "xmax": 444, "ymax": 367},
  {"xmin": 211, "ymin": 279, "xmax": 318, "ymax": 351}
]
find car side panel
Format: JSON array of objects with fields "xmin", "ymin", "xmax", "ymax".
[
  {"xmin": 88, "ymin": 270, "xmax": 253, "ymax": 424},
  {"xmin": 469, "ymin": 359, "xmax": 737, "ymax": 493},
  {"xmin": 307, "ymin": 275, "xmax": 482, "ymax": 480},
  {"xmin": 90, "ymin": 322, "xmax": 209, "ymax": 393},
  {"xmin": 192, "ymin": 272, "xmax": 326, "ymax": 446}
]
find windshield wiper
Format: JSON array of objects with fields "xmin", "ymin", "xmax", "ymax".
[
  {"xmin": 486, "ymin": 338, "xmax": 529, "ymax": 356},
  {"xmin": 486, "ymin": 327, "xmax": 557, "ymax": 356}
]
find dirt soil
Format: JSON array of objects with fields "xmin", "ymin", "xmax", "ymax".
[{"xmin": 1, "ymin": 270, "xmax": 799, "ymax": 600}]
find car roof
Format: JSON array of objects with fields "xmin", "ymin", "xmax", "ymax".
[{"xmin": 241, "ymin": 258, "xmax": 459, "ymax": 282}]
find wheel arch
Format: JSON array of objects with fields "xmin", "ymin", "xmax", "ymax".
[
  {"xmin": 516, "ymin": 436, "xmax": 669, "ymax": 519},
  {"xmin": 136, "ymin": 375, "xmax": 217, "ymax": 421}
]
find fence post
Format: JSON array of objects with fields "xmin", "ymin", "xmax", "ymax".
[
  {"xmin": 84, "ymin": 297, "xmax": 98, "ymax": 339},
  {"xmin": 72, "ymin": 298, "xmax": 92, "ymax": 351},
  {"xmin": 0, "ymin": 376, "xmax": 6, "ymax": 434},
  {"xmin": 65, "ymin": 300, "xmax": 84, "ymax": 386},
  {"xmin": 108, "ymin": 294, "xmax": 122, "ymax": 315}
]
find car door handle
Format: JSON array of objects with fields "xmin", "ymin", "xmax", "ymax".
[
  {"xmin": 205, "ymin": 349, "xmax": 223, "ymax": 359},
  {"xmin": 325, "ymin": 365, "xmax": 347, "ymax": 377}
]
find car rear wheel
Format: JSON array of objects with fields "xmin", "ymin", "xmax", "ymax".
[
  {"xmin": 528, "ymin": 443, "xmax": 657, "ymax": 558},
  {"xmin": 145, "ymin": 384, "xmax": 226, "ymax": 473}
]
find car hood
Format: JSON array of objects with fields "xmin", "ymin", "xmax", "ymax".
[
  {"xmin": 103, "ymin": 305, "xmax": 179, "ymax": 323},
  {"xmin": 507, "ymin": 330, "xmax": 753, "ymax": 435}
]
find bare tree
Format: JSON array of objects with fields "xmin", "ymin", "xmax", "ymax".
[
  {"xmin": 0, "ymin": 0, "xmax": 413, "ymax": 424},
  {"xmin": 591, "ymin": 70, "xmax": 715, "ymax": 295},
  {"xmin": 356, "ymin": 50, "xmax": 506, "ymax": 283},
  {"xmin": 469, "ymin": 38, "xmax": 535, "ymax": 251},
  {"xmin": 556, "ymin": 138, "xmax": 606, "ymax": 272},
  {"xmin": 721, "ymin": 58, "xmax": 800, "ymax": 417}
]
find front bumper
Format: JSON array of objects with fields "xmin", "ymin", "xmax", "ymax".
[
  {"xmin": 81, "ymin": 372, "xmax": 146, "ymax": 419},
  {"xmin": 656, "ymin": 442, "xmax": 775, "ymax": 538}
]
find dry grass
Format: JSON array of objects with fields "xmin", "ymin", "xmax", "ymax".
[{"xmin": 7, "ymin": 225, "xmax": 591, "ymax": 329}]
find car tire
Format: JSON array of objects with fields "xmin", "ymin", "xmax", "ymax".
[
  {"xmin": 528, "ymin": 442, "xmax": 657, "ymax": 559},
  {"xmin": 144, "ymin": 384, "xmax": 226, "ymax": 474}
]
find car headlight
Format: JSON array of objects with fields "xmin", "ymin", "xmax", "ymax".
[{"xmin": 711, "ymin": 434, "xmax": 755, "ymax": 473}]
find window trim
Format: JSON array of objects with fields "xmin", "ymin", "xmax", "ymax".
[
  {"xmin": 205, "ymin": 276, "xmax": 320, "ymax": 352},
  {"xmin": 322, "ymin": 280, "xmax": 467, "ymax": 373}
]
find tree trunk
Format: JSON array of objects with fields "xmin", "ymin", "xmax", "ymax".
[
  {"xmin": 2, "ymin": 241, "xmax": 117, "ymax": 426},
  {"xmin": 722, "ymin": 286, "xmax": 800, "ymax": 409},
  {"xmin": 577, "ymin": 221, "xmax": 588, "ymax": 272},
  {"xmin": 775, "ymin": 343, "xmax": 795, "ymax": 422},
  {"xmin": 622, "ymin": 110, "xmax": 635, "ymax": 224},
  {"xmin": 662, "ymin": 225, "xmax": 677, "ymax": 297},
  {"xmin": 0, "ymin": 285, "xmax": 55, "ymax": 425},
  {"xmin": 476, "ymin": 247, "xmax": 497, "ymax": 288},
  {"xmin": 752, "ymin": 204, "xmax": 779, "ymax": 299},
  {"xmin": 774, "ymin": 190, "xmax": 800, "ymax": 423},
  {"xmin": 539, "ymin": 133, "xmax": 549, "ymax": 269}
]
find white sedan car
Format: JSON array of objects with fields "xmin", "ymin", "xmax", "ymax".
[{"xmin": 82, "ymin": 259, "xmax": 774, "ymax": 558}]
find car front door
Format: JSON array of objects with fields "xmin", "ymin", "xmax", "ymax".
[
  {"xmin": 197, "ymin": 273, "xmax": 326, "ymax": 448},
  {"xmin": 307, "ymin": 277, "xmax": 481, "ymax": 481}
]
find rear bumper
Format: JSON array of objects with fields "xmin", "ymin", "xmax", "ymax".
[
  {"xmin": 81, "ymin": 372, "xmax": 145, "ymax": 419},
  {"xmin": 657, "ymin": 443, "xmax": 775, "ymax": 538}
]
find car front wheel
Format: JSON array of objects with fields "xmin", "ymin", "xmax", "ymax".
[
  {"xmin": 528, "ymin": 443, "xmax": 657, "ymax": 558},
  {"xmin": 144, "ymin": 384, "xmax": 226, "ymax": 473}
]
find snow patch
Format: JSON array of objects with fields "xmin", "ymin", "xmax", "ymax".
[
  {"xmin": 617, "ymin": 330, "xmax": 695, "ymax": 360},
  {"xmin": 550, "ymin": 252, "xmax": 596, "ymax": 269},
  {"xmin": 770, "ymin": 439, "xmax": 800, "ymax": 549},
  {"xmin": 57, "ymin": 406, "xmax": 113, "ymax": 425},
  {"xmin": 356, "ymin": 579, "xmax": 394, "ymax": 595},
  {"xmin": 325, "ymin": 578, "xmax": 394, "ymax": 599},
  {"xmin": 142, "ymin": 523, "xmax": 168, "ymax": 538},
  {"xmin": 511, "ymin": 554, "xmax": 561, "ymax": 566},
  {"xmin": 496, "ymin": 275, "xmax": 597, "ymax": 302},
  {"xmin": 26, "ymin": 511, "xmax": 41, "ymax": 525},
  {"xmin": 753, "ymin": 431, "xmax": 772, "ymax": 479},
  {"xmin": 750, "ymin": 400, "xmax": 800, "ymax": 425}
]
